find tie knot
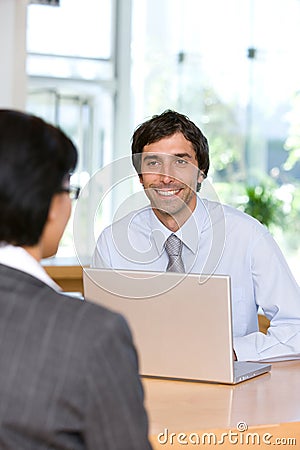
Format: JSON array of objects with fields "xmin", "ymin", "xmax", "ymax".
[{"xmin": 165, "ymin": 234, "xmax": 182, "ymax": 257}]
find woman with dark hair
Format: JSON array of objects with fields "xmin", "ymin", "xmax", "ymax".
[{"xmin": 0, "ymin": 110, "xmax": 152, "ymax": 450}]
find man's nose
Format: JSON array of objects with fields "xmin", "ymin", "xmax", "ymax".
[{"xmin": 159, "ymin": 162, "xmax": 176, "ymax": 183}]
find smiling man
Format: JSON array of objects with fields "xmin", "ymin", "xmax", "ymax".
[
  {"xmin": 139, "ymin": 133, "xmax": 205, "ymax": 231},
  {"xmin": 92, "ymin": 110, "xmax": 300, "ymax": 363}
]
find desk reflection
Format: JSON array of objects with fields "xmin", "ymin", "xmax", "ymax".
[{"xmin": 143, "ymin": 360, "xmax": 300, "ymax": 443}]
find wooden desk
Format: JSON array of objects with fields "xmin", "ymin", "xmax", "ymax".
[
  {"xmin": 43, "ymin": 262, "xmax": 271, "ymax": 333},
  {"xmin": 143, "ymin": 361, "xmax": 300, "ymax": 449},
  {"xmin": 44, "ymin": 264, "xmax": 84, "ymax": 292}
]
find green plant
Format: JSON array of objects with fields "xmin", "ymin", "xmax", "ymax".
[{"xmin": 242, "ymin": 185, "xmax": 285, "ymax": 229}]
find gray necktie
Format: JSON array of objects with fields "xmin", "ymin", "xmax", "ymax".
[{"xmin": 165, "ymin": 234, "xmax": 185, "ymax": 273}]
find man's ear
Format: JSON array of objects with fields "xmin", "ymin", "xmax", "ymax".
[
  {"xmin": 139, "ymin": 174, "xmax": 144, "ymax": 186},
  {"xmin": 197, "ymin": 168, "xmax": 206, "ymax": 183}
]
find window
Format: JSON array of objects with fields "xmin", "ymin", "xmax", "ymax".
[
  {"xmin": 131, "ymin": 0, "xmax": 300, "ymax": 282},
  {"xmin": 26, "ymin": 0, "xmax": 300, "ymax": 282},
  {"xmin": 26, "ymin": 0, "xmax": 116, "ymax": 258}
]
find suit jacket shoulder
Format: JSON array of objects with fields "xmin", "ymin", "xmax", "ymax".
[{"xmin": 0, "ymin": 264, "xmax": 152, "ymax": 450}]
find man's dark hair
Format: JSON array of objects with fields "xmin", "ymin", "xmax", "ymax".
[
  {"xmin": 0, "ymin": 109, "xmax": 77, "ymax": 246},
  {"xmin": 131, "ymin": 110, "xmax": 210, "ymax": 190}
]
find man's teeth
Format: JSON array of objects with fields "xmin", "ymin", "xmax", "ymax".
[{"xmin": 156, "ymin": 189, "xmax": 180, "ymax": 196}]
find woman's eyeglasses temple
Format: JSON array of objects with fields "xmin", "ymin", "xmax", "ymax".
[{"xmin": 58, "ymin": 186, "xmax": 81, "ymax": 201}]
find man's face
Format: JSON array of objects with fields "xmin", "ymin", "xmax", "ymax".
[{"xmin": 140, "ymin": 132, "xmax": 203, "ymax": 228}]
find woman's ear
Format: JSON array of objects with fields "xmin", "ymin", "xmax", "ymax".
[
  {"xmin": 40, "ymin": 193, "xmax": 72, "ymax": 259},
  {"xmin": 46, "ymin": 195, "xmax": 59, "ymax": 223}
]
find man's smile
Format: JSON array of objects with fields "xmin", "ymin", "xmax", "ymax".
[{"xmin": 154, "ymin": 188, "xmax": 182, "ymax": 197}]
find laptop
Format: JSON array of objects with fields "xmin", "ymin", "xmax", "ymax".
[{"xmin": 83, "ymin": 268, "xmax": 271, "ymax": 384}]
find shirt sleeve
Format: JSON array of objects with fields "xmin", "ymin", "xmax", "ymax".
[
  {"xmin": 234, "ymin": 230, "xmax": 300, "ymax": 362},
  {"xmin": 91, "ymin": 229, "xmax": 112, "ymax": 268},
  {"xmin": 84, "ymin": 311, "xmax": 152, "ymax": 450}
]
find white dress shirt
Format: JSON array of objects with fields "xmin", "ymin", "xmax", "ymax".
[
  {"xmin": 0, "ymin": 244, "xmax": 60, "ymax": 291},
  {"xmin": 93, "ymin": 197, "xmax": 300, "ymax": 362}
]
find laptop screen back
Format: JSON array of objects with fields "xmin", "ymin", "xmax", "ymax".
[{"xmin": 83, "ymin": 269, "xmax": 235, "ymax": 383}]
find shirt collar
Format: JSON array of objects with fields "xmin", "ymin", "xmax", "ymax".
[
  {"xmin": 0, "ymin": 244, "xmax": 61, "ymax": 291},
  {"xmin": 149, "ymin": 196, "xmax": 208, "ymax": 254}
]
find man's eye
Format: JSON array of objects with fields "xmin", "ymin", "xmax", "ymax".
[
  {"xmin": 175, "ymin": 159, "xmax": 188, "ymax": 165},
  {"xmin": 146, "ymin": 160, "xmax": 160, "ymax": 166}
]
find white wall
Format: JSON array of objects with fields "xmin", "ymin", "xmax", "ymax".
[{"xmin": 0, "ymin": 0, "xmax": 27, "ymax": 109}]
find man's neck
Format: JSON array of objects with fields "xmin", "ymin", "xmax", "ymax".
[{"xmin": 152, "ymin": 199, "xmax": 197, "ymax": 232}]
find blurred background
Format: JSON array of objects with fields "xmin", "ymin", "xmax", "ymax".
[{"xmin": 2, "ymin": 0, "xmax": 300, "ymax": 281}]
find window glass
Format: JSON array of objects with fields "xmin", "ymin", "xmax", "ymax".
[
  {"xmin": 27, "ymin": 0, "xmax": 113, "ymax": 80},
  {"xmin": 26, "ymin": 0, "xmax": 300, "ymax": 278},
  {"xmin": 132, "ymin": 0, "xmax": 300, "ymax": 282},
  {"xmin": 26, "ymin": 0, "xmax": 114, "ymax": 258},
  {"xmin": 27, "ymin": 0, "xmax": 111, "ymax": 58}
]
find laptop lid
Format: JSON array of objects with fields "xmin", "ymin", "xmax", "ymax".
[{"xmin": 83, "ymin": 269, "xmax": 271, "ymax": 384}]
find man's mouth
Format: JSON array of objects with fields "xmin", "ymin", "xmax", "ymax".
[{"xmin": 154, "ymin": 188, "xmax": 181, "ymax": 197}]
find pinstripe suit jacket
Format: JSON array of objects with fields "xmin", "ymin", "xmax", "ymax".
[{"xmin": 0, "ymin": 264, "xmax": 152, "ymax": 449}]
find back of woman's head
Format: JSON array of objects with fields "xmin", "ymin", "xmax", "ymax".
[{"xmin": 0, "ymin": 109, "xmax": 77, "ymax": 246}]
